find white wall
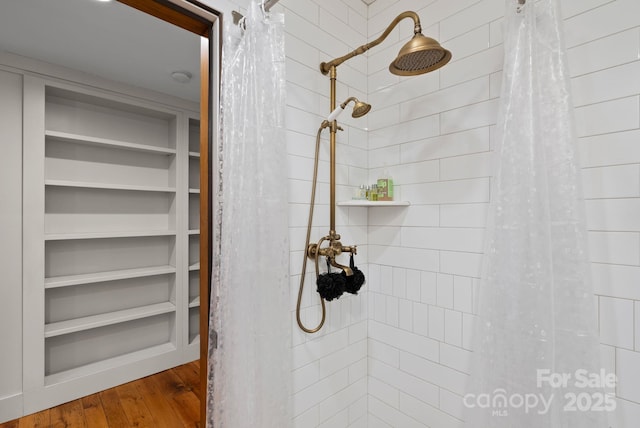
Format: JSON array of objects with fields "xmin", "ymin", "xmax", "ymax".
[
  {"xmin": 277, "ymin": 1, "xmax": 370, "ymax": 426},
  {"xmin": 366, "ymin": 1, "xmax": 490, "ymax": 426},
  {"xmin": 0, "ymin": 69, "xmax": 24, "ymax": 422},
  {"xmin": 364, "ymin": 0, "xmax": 640, "ymax": 427}
]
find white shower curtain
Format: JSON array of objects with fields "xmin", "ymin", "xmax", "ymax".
[
  {"xmin": 465, "ymin": 0, "xmax": 609, "ymax": 426},
  {"xmin": 207, "ymin": 3, "xmax": 290, "ymax": 427}
]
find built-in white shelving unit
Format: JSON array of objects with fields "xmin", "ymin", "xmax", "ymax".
[
  {"xmin": 189, "ymin": 296, "xmax": 201, "ymax": 308},
  {"xmin": 45, "ymin": 302, "xmax": 177, "ymax": 338},
  {"xmin": 45, "ymin": 130, "xmax": 178, "ymax": 155},
  {"xmin": 43, "ymin": 342, "xmax": 176, "ymax": 387},
  {"xmin": 337, "ymin": 200, "xmax": 411, "ymax": 207},
  {"xmin": 187, "ymin": 116, "xmax": 201, "ymax": 346},
  {"xmin": 45, "ymin": 179, "xmax": 177, "ymax": 193},
  {"xmin": 22, "ymin": 76, "xmax": 200, "ymax": 413},
  {"xmin": 44, "ymin": 265, "xmax": 177, "ymax": 288},
  {"xmin": 44, "ymin": 230, "xmax": 177, "ymax": 241}
]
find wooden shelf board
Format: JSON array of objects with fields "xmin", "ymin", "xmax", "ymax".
[
  {"xmin": 45, "ymin": 130, "xmax": 176, "ymax": 155},
  {"xmin": 45, "ymin": 302, "xmax": 176, "ymax": 338},
  {"xmin": 337, "ymin": 200, "xmax": 411, "ymax": 207},
  {"xmin": 45, "ymin": 230, "xmax": 176, "ymax": 241},
  {"xmin": 188, "ymin": 296, "xmax": 200, "ymax": 308},
  {"xmin": 45, "ymin": 265, "xmax": 176, "ymax": 289},
  {"xmin": 188, "ymin": 262, "xmax": 200, "ymax": 271},
  {"xmin": 45, "ymin": 342, "xmax": 176, "ymax": 386},
  {"xmin": 45, "ymin": 179, "xmax": 177, "ymax": 193}
]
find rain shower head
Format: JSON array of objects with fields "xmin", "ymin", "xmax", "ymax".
[
  {"xmin": 390, "ymin": 33, "xmax": 452, "ymax": 76},
  {"xmin": 320, "ymin": 11, "xmax": 451, "ymax": 77},
  {"xmin": 327, "ymin": 97, "xmax": 371, "ymax": 122}
]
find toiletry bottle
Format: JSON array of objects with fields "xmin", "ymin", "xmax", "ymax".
[
  {"xmin": 371, "ymin": 184, "xmax": 378, "ymax": 201},
  {"xmin": 359, "ymin": 185, "xmax": 367, "ymax": 200},
  {"xmin": 377, "ymin": 169, "xmax": 394, "ymax": 201},
  {"xmin": 365, "ymin": 185, "xmax": 371, "ymax": 201}
]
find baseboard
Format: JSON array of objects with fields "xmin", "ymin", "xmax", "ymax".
[{"xmin": 0, "ymin": 392, "xmax": 24, "ymax": 424}]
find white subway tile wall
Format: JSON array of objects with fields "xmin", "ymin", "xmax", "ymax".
[
  {"xmin": 276, "ymin": 0, "xmax": 640, "ymax": 425},
  {"xmin": 364, "ymin": 0, "xmax": 640, "ymax": 426},
  {"xmin": 279, "ymin": 0, "xmax": 370, "ymax": 426}
]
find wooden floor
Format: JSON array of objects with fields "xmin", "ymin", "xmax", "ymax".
[{"xmin": 1, "ymin": 361, "xmax": 201, "ymax": 428}]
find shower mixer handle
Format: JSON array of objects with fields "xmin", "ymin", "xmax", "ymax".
[{"xmin": 342, "ymin": 245, "xmax": 357, "ymax": 255}]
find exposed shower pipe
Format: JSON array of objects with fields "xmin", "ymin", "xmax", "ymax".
[
  {"xmin": 321, "ymin": 11, "xmax": 451, "ymax": 238},
  {"xmin": 296, "ymin": 10, "xmax": 452, "ymax": 333}
]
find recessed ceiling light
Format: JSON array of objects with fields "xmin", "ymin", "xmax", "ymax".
[{"xmin": 171, "ymin": 71, "xmax": 192, "ymax": 83}]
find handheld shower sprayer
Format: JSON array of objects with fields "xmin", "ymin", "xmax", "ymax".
[{"xmin": 327, "ymin": 97, "xmax": 372, "ymax": 122}]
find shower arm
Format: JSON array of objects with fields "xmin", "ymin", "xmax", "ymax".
[{"xmin": 319, "ymin": 11, "xmax": 421, "ymax": 74}]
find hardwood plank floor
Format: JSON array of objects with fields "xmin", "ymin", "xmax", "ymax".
[{"xmin": 1, "ymin": 361, "xmax": 201, "ymax": 428}]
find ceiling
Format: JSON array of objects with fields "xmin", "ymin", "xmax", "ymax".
[{"xmin": 0, "ymin": 0, "xmax": 201, "ymax": 102}]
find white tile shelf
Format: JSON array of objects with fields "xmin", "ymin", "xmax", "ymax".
[
  {"xmin": 189, "ymin": 188, "xmax": 200, "ymax": 194},
  {"xmin": 45, "ymin": 265, "xmax": 176, "ymax": 289},
  {"xmin": 44, "ymin": 301, "xmax": 176, "ymax": 338},
  {"xmin": 188, "ymin": 151, "xmax": 200, "ymax": 158},
  {"xmin": 188, "ymin": 229, "xmax": 200, "ymax": 235},
  {"xmin": 45, "ymin": 130, "xmax": 177, "ymax": 155},
  {"xmin": 189, "ymin": 296, "xmax": 200, "ymax": 308},
  {"xmin": 45, "ymin": 179, "xmax": 177, "ymax": 193},
  {"xmin": 337, "ymin": 200, "xmax": 411, "ymax": 207},
  {"xmin": 189, "ymin": 262, "xmax": 200, "ymax": 271},
  {"xmin": 44, "ymin": 230, "xmax": 176, "ymax": 241}
]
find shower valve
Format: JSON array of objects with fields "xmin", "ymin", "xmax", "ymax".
[
  {"xmin": 307, "ymin": 240, "xmax": 357, "ymax": 259},
  {"xmin": 307, "ymin": 241, "xmax": 342, "ymax": 258}
]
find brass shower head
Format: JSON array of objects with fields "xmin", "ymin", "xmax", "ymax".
[
  {"xmin": 347, "ymin": 98, "xmax": 371, "ymax": 118},
  {"xmin": 320, "ymin": 11, "xmax": 451, "ymax": 76},
  {"xmin": 327, "ymin": 97, "xmax": 371, "ymax": 121},
  {"xmin": 390, "ymin": 33, "xmax": 452, "ymax": 76}
]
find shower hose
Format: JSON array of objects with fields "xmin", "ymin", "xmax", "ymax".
[{"xmin": 296, "ymin": 121, "xmax": 330, "ymax": 333}]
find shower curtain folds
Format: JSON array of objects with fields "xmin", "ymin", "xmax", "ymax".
[
  {"xmin": 465, "ymin": 0, "xmax": 608, "ymax": 427},
  {"xmin": 207, "ymin": 2, "xmax": 290, "ymax": 427}
]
